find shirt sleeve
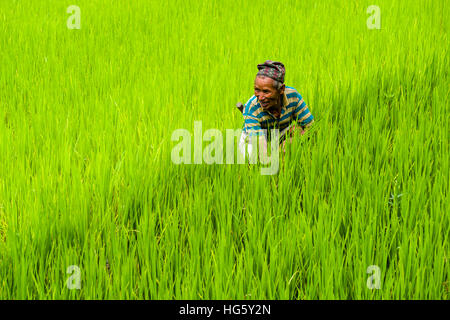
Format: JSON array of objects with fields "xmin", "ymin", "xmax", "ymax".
[
  {"xmin": 242, "ymin": 99, "xmax": 265, "ymax": 137},
  {"xmin": 243, "ymin": 114, "xmax": 265, "ymax": 137},
  {"xmin": 293, "ymin": 95, "xmax": 314, "ymax": 127}
]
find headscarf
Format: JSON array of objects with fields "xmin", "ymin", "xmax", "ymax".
[{"xmin": 256, "ymin": 60, "xmax": 285, "ymax": 83}]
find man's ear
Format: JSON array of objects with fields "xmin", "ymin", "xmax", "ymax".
[{"xmin": 279, "ymin": 84, "xmax": 285, "ymax": 95}]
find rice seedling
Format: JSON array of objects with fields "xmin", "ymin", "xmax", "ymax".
[{"xmin": 0, "ymin": 0, "xmax": 448, "ymax": 299}]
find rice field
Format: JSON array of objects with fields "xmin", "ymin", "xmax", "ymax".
[{"xmin": 0, "ymin": 0, "xmax": 448, "ymax": 299}]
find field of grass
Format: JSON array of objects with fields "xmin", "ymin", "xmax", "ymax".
[{"xmin": 0, "ymin": 0, "xmax": 448, "ymax": 299}]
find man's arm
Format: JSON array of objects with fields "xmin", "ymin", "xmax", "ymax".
[
  {"xmin": 302, "ymin": 118, "xmax": 314, "ymax": 130},
  {"xmin": 292, "ymin": 94, "xmax": 314, "ymax": 135},
  {"xmin": 280, "ymin": 96, "xmax": 314, "ymax": 151},
  {"xmin": 242, "ymin": 108, "xmax": 270, "ymax": 163},
  {"xmin": 294, "ymin": 94, "xmax": 314, "ymax": 127}
]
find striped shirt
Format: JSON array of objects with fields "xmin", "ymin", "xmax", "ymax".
[{"xmin": 242, "ymin": 86, "xmax": 314, "ymax": 139}]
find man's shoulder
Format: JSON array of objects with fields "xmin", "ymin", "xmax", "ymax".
[
  {"xmin": 284, "ymin": 86, "xmax": 303, "ymax": 101},
  {"xmin": 243, "ymin": 95, "xmax": 260, "ymax": 116}
]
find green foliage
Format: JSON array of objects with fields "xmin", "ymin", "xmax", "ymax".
[{"xmin": 0, "ymin": 0, "xmax": 448, "ymax": 299}]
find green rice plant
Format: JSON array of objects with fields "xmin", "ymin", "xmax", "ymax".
[{"xmin": 0, "ymin": 0, "xmax": 448, "ymax": 299}]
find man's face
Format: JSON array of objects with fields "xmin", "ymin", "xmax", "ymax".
[{"xmin": 254, "ymin": 76, "xmax": 284, "ymax": 110}]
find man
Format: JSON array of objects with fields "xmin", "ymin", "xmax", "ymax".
[{"xmin": 239, "ymin": 60, "xmax": 314, "ymax": 160}]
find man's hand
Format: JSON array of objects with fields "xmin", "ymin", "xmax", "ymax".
[
  {"xmin": 281, "ymin": 120, "xmax": 315, "ymax": 153},
  {"xmin": 281, "ymin": 124, "xmax": 304, "ymax": 153}
]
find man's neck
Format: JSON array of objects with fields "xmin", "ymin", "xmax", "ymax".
[{"xmin": 268, "ymin": 96, "xmax": 283, "ymax": 118}]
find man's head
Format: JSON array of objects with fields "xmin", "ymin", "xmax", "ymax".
[{"xmin": 254, "ymin": 60, "xmax": 286, "ymax": 110}]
